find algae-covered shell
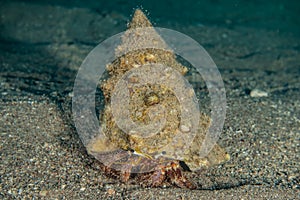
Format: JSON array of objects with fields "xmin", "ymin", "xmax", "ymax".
[{"xmin": 78, "ymin": 9, "xmax": 229, "ymax": 174}]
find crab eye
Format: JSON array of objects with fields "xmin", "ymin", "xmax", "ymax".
[{"xmin": 128, "ymin": 148, "xmax": 135, "ymax": 153}]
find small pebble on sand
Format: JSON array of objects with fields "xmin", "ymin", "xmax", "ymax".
[{"xmin": 250, "ymin": 89, "xmax": 268, "ymax": 97}]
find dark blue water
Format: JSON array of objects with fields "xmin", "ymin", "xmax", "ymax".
[{"xmin": 8, "ymin": 0, "xmax": 300, "ymax": 36}]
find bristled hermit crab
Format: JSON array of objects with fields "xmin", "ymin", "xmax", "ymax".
[{"xmin": 83, "ymin": 9, "xmax": 230, "ymax": 189}]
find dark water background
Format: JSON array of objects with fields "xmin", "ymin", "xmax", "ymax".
[{"xmin": 4, "ymin": 0, "xmax": 300, "ymax": 36}]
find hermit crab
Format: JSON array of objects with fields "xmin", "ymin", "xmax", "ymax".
[{"xmin": 75, "ymin": 9, "xmax": 230, "ymax": 189}]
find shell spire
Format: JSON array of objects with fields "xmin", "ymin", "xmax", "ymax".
[
  {"xmin": 115, "ymin": 9, "xmax": 170, "ymax": 57},
  {"xmin": 128, "ymin": 9, "xmax": 153, "ymax": 28}
]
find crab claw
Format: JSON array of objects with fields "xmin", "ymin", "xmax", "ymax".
[
  {"xmin": 166, "ymin": 162, "xmax": 197, "ymax": 189},
  {"xmin": 146, "ymin": 161, "xmax": 196, "ymax": 189}
]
